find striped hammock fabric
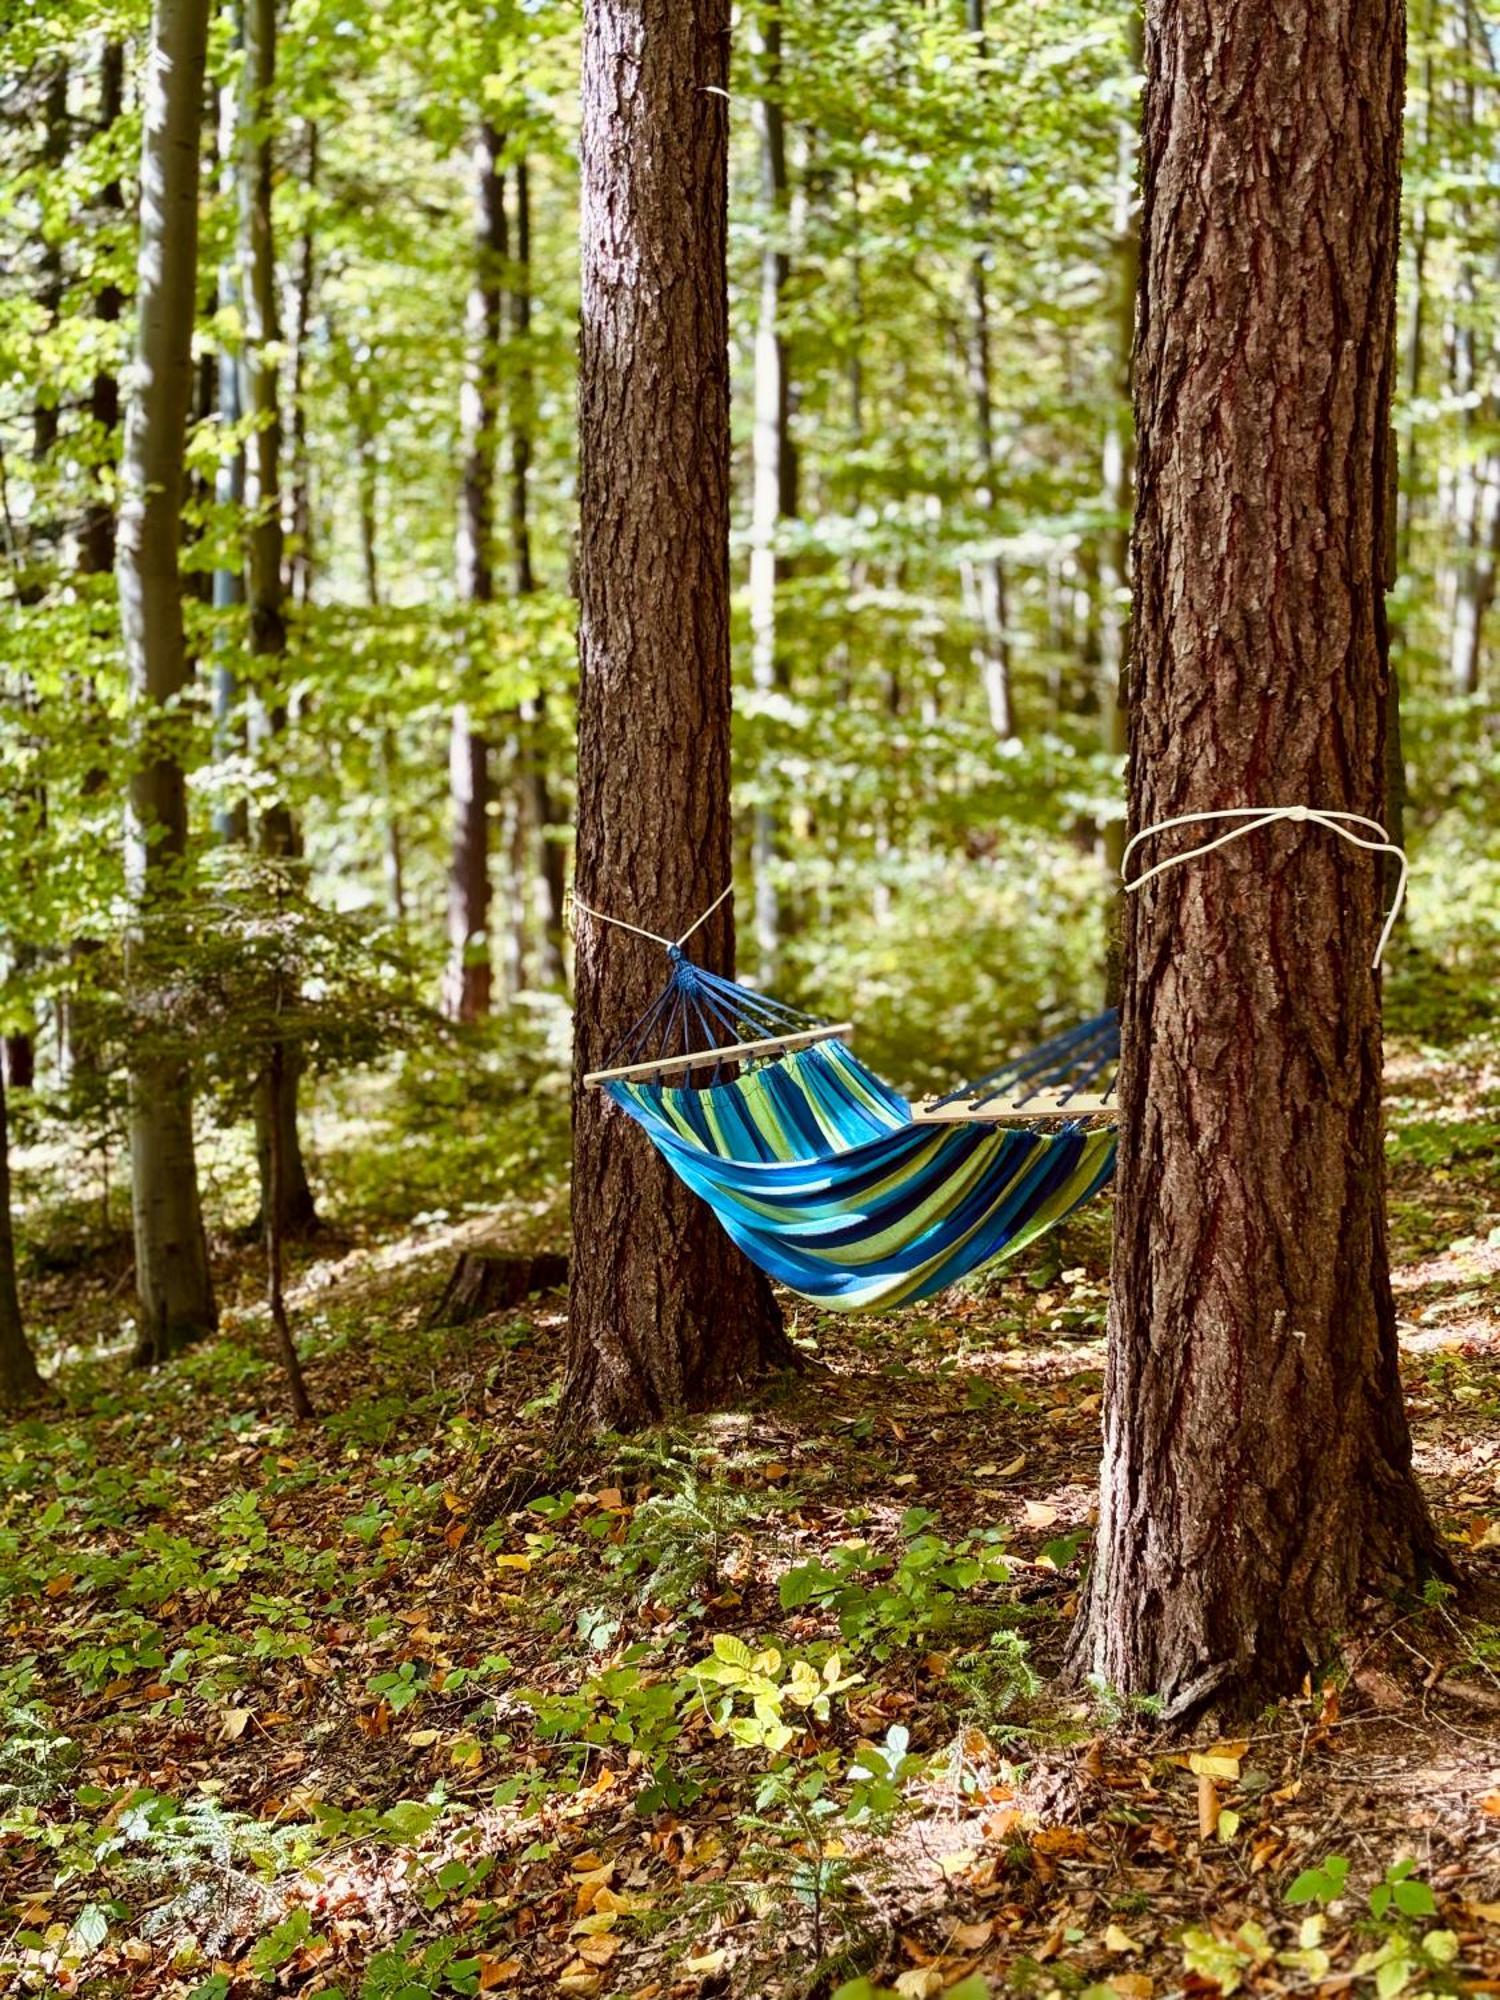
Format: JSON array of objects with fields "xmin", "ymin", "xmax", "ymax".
[{"xmin": 606, "ymin": 1037, "xmax": 1118, "ymax": 1313}]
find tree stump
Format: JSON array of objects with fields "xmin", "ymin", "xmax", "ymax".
[{"xmin": 429, "ymin": 1249, "xmax": 569, "ymax": 1328}]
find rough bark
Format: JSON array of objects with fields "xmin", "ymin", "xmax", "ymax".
[
  {"xmin": 443, "ymin": 122, "xmax": 504, "ymax": 1024},
  {"xmin": 119, "ymin": 0, "xmax": 219, "ymax": 1366},
  {"xmin": 1069, "ymin": 0, "xmax": 1447, "ymax": 1722},
  {"xmin": 0, "ymin": 1068, "xmax": 45, "ymax": 1410},
  {"xmin": 566, "ymin": 0, "xmax": 790, "ymax": 1435},
  {"xmin": 964, "ymin": 0, "xmax": 1015, "ymax": 741}
]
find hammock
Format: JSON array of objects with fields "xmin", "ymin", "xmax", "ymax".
[{"xmin": 584, "ymin": 949, "xmax": 1119, "ymax": 1313}]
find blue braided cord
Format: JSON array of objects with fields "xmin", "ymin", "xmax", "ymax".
[{"xmin": 601, "ymin": 952, "xmax": 829, "ymax": 1073}]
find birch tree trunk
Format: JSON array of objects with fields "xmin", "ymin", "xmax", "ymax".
[
  {"xmin": 119, "ymin": 0, "xmax": 219, "ymax": 1366},
  {"xmin": 1070, "ymin": 0, "xmax": 1445, "ymax": 1719},
  {"xmin": 443, "ymin": 122, "xmax": 503, "ymax": 1023},
  {"xmin": 566, "ymin": 0, "xmax": 790, "ymax": 1434}
]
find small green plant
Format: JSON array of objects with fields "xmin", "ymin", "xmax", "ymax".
[{"xmin": 778, "ymin": 1511, "xmax": 1011, "ymax": 1656}]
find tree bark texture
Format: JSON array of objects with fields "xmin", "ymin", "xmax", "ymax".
[
  {"xmin": 444, "ymin": 122, "xmax": 504, "ymax": 1024},
  {"xmin": 1071, "ymin": 0, "xmax": 1446, "ymax": 1720},
  {"xmin": 119, "ymin": 0, "xmax": 219, "ymax": 1365},
  {"xmin": 566, "ymin": 0, "xmax": 790, "ymax": 1434},
  {"xmin": 0, "ymin": 1069, "xmax": 45, "ymax": 1410}
]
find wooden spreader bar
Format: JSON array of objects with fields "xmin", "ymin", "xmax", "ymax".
[
  {"xmin": 583, "ymin": 1021, "xmax": 855, "ymax": 1089},
  {"xmin": 912, "ymin": 1086, "xmax": 1119, "ymax": 1125}
]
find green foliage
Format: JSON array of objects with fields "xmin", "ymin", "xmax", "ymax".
[{"xmin": 778, "ymin": 1512, "xmax": 1012, "ymax": 1656}]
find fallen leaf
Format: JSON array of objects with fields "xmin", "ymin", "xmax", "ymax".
[
  {"xmin": 220, "ymin": 1708, "xmax": 253, "ymax": 1741},
  {"xmin": 1104, "ymin": 1923, "xmax": 1141, "ymax": 1954},
  {"xmin": 1197, "ymin": 1772, "xmax": 1219, "ymax": 1839},
  {"xmin": 1023, "ymin": 1499, "xmax": 1059, "ymax": 1528}
]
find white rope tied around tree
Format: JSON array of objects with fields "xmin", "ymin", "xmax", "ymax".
[
  {"xmin": 1120, "ymin": 806, "xmax": 1409, "ymax": 971},
  {"xmin": 568, "ymin": 880, "xmax": 735, "ymax": 954}
]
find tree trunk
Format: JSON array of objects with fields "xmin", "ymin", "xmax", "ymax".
[
  {"xmin": 239, "ymin": 0, "xmax": 316, "ymax": 1236},
  {"xmin": 263, "ymin": 1021, "xmax": 314, "ymax": 1420},
  {"xmin": 965, "ymin": 0, "xmax": 1015, "ymax": 741},
  {"xmin": 287, "ymin": 120, "xmax": 318, "ymax": 606},
  {"xmin": 83, "ymin": 41, "xmax": 125, "ymax": 578},
  {"xmin": 748, "ymin": 0, "xmax": 795, "ymax": 986},
  {"xmin": 119, "ymin": 0, "xmax": 219, "ymax": 1366},
  {"xmin": 213, "ymin": 33, "xmax": 249, "ymax": 846},
  {"xmin": 444, "ymin": 123, "xmax": 504, "ymax": 1023},
  {"xmin": 1070, "ymin": 0, "xmax": 1446, "ymax": 1721},
  {"xmin": 566, "ymin": 0, "xmax": 790, "ymax": 1435},
  {"xmin": 508, "ymin": 157, "xmax": 569, "ymax": 990},
  {"xmin": 0, "ymin": 1068, "xmax": 45, "ymax": 1411}
]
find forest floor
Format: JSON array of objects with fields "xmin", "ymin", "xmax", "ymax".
[{"xmin": 3, "ymin": 1034, "xmax": 1500, "ymax": 2000}]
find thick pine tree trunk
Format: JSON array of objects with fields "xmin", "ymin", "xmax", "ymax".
[
  {"xmin": 240, "ymin": 0, "xmax": 317, "ymax": 1235},
  {"xmin": 1070, "ymin": 0, "xmax": 1446, "ymax": 1721},
  {"xmin": 0, "ymin": 1069, "xmax": 45, "ymax": 1410},
  {"xmin": 119, "ymin": 0, "xmax": 219, "ymax": 1366},
  {"xmin": 566, "ymin": 0, "xmax": 790, "ymax": 1434},
  {"xmin": 443, "ymin": 123, "xmax": 504, "ymax": 1024}
]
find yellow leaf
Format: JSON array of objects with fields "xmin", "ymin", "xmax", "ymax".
[
  {"xmin": 220, "ymin": 1708, "xmax": 253, "ymax": 1742},
  {"xmin": 1023, "ymin": 1500, "xmax": 1059, "ymax": 1528},
  {"xmin": 556, "ymin": 1964, "xmax": 602, "ymax": 1997},
  {"xmin": 1108, "ymin": 1977, "xmax": 1153, "ymax": 1999},
  {"xmin": 997, "ymin": 1453, "xmax": 1027, "ymax": 1477},
  {"xmin": 494, "ymin": 1553, "xmax": 531, "ymax": 1572},
  {"xmin": 1217, "ymin": 1808, "xmax": 1241, "ymax": 1841},
  {"xmin": 894, "ymin": 1971, "xmax": 944, "ymax": 1999},
  {"xmin": 1187, "ymin": 1750, "xmax": 1241, "ymax": 1781},
  {"xmin": 683, "ymin": 1950, "xmax": 727, "ymax": 1975},
  {"xmin": 576, "ymin": 1934, "xmax": 621, "ymax": 1965},
  {"xmin": 572, "ymin": 1912, "xmax": 618, "ymax": 1937},
  {"xmin": 1104, "ymin": 1924, "xmax": 1141, "ymax": 1954}
]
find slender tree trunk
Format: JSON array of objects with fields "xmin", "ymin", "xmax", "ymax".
[
  {"xmin": 508, "ymin": 158, "xmax": 569, "ymax": 990},
  {"xmin": 443, "ymin": 122, "xmax": 504, "ymax": 1023},
  {"xmin": 566, "ymin": 0, "xmax": 790, "ymax": 1434},
  {"xmin": 83, "ymin": 42, "xmax": 125, "ymax": 578},
  {"xmin": 748, "ymin": 0, "xmax": 795, "ymax": 985},
  {"xmin": 965, "ymin": 0, "xmax": 1015, "ymax": 741},
  {"xmin": 1070, "ymin": 0, "xmax": 1446, "ymax": 1721},
  {"xmin": 119, "ymin": 0, "xmax": 219, "ymax": 1367},
  {"xmin": 63, "ymin": 41, "xmax": 126, "ymax": 1083},
  {"xmin": 263, "ymin": 1006, "xmax": 314, "ymax": 1420},
  {"xmin": 287, "ymin": 120, "xmax": 317, "ymax": 607},
  {"xmin": 239, "ymin": 0, "xmax": 316, "ymax": 1235},
  {"xmin": 213, "ymin": 33, "xmax": 249, "ymax": 845},
  {"xmin": 0, "ymin": 1069, "xmax": 44, "ymax": 1410},
  {"xmin": 3, "ymin": 63, "xmax": 70, "ymax": 1094},
  {"xmin": 1099, "ymin": 10, "xmax": 1141, "ymax": 1007}
]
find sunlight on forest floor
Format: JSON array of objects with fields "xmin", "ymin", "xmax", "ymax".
[{"xmin": 3, "ymin": 1036, "xmax": 1499, "ymax": 1999}]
